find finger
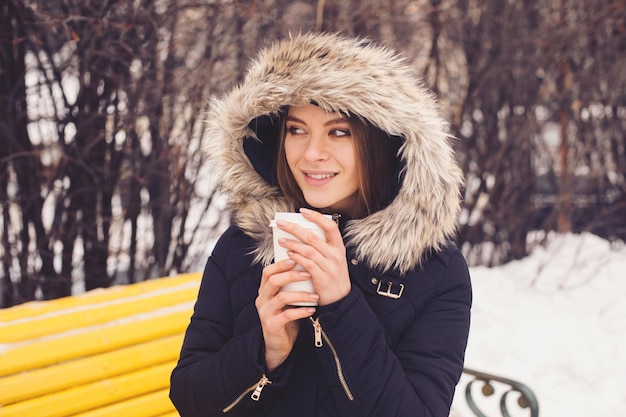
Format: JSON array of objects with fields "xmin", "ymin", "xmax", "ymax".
[
  {"xmin": 279, "ymin": 237, "xmax": 320, "ymax": 260},
  {"xmin": 285, "ymin": 250, "xmax": 325, "ymax": 276},
  {"xmin": 258, "ymin": 269, "xmax": 316, "ymax": 306},
  {"xmin": 299, "ymin": 208, "xmax": 344, "ymax": 246},
  {"xmin": 281, "ymin": 305, "xmax": 317, "ymax": 321},
  {"xmin": 275, "ymin": 220, "xmax": 324, "ymax": 247},
  {"xmin": 261, "ymin": 259, "xmax": 297, "ymax": 284},
  {"xmin": 274, "ymin": 289, "xmax": 320, "ymax": 307},
  {"xmin": 259, "ymin": 269, "xmax": 292, "ymax": 304},
  {"xmin": 263, "ymin": 269, "xmax": 313, "ymax": 289},
  {"xmin": 266, "ymin": 304, "xmax": 316, "ymax": 328},
  {"xmin": 280, "ymin": 235, "xmax": 343, "ymax": 275},
  {"xmin": 276, "ymin": 221, "xmax": 328, "ymax": 257},
  {"xmin": 256, "ymin": 288, "xmax": 318, "ymax": 320}
]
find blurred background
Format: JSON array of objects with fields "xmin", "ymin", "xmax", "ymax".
[{"xmin": 1, "ymin": 0, "xmax": 624, "ymax": 307}]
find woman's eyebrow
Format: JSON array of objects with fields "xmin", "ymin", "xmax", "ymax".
[
  {"xmin": 286, "ymin": 115, "xmax": 305, "ymax": 124},
  {"xmin": 324, "ymin": 117, "xmax": 349, "ymax": 126},
  {"xmin": 285, "ymin": 116, "xmax": 348, "ymax": 126}
]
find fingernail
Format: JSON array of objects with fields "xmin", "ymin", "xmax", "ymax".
[
  {"xmin": 284, "ymin": 259, "xmax": 295, "ymax": 266},
  {"xmin": 300, "ymin": 208, "xmax": 313, "ymax": 215},
  {"xmin": 276, "ymin": 220, "xmax": 287, "ymax": 227},
  {"xmin": 309, "ymin": 293, "xmax": 319, "ymax": 300},
  {"xmin": 299, "ymin": 271, "xmax": 311, "ymax": 278},
  {"xmin": 306, "ymin": 307, "xmax": 316, "ymax": 314}
]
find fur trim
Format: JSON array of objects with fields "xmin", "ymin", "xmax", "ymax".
[{"xmin": 204, "ymin": 33, "xmax": 463, "ymax": 273}]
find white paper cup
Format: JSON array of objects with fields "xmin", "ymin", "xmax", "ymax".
[{"xmin": 269, "ymin": 212, "xmax": 330, "ymax": 306}]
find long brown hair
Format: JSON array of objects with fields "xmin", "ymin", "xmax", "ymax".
[{"xmin": 276, "ymin": 107, "xmax": 399, "ymax": 219}]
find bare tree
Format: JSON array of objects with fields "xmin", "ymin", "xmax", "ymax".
[
  {"xmin": 2, "ymin": 0, "xmax": 624, "ymax": 306},
  {"xmin": 427, "ymin": 0, "xmax": 625, "ymax": 265},
  {"xmin": 1, "ymin": 0, "xmax": 230, "ymax": 306}
]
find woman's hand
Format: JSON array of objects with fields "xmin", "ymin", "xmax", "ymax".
[
  {"xmin": 276, "ymin": 208, "xmax": 351, "ymax": 306},
  {"xmin": 256, "ymin": 259, "xmax": 318, "ymax": 372}
]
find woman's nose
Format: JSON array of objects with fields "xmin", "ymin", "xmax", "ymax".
[{"xmin": 303, "ymin": 135, "xmax": 329, "ymax": 162}]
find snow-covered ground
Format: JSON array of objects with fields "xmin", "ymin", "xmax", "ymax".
[{"xmin": 452, "ymin": 233, "xmax": 626, "ymax": 417}]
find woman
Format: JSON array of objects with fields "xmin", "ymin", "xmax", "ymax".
[{"xmin": 170, "ymin": 33, "xmax": 471, "ymax": 417}]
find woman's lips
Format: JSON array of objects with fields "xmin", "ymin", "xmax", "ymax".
[{"xmin": 303, "ymin": 171, "xmax": 337, "ymax": 185}]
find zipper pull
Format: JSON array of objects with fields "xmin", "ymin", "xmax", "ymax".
[
  {"xmin": 250, "ymin": 374, "xmax": 271, "ymax": 401},
  {"xmin": 311, "ymin": 317, "xmax": 323, "ymax": 347},
  {"xmin": 332, "ymin": 213, "xmax": 341, "ymax": 225}
]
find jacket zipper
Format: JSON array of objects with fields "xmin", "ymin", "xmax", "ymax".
[
  {"xmin": 332, "ymin": 213, "xmax": 341, "ymax": 225},
  {"xmin": 310, "ymin": 317, "xmax": 355, "ymax": 401},
  {"xmin": 222, "ymin": 374, "xmax": 272, "ymax": 413}
]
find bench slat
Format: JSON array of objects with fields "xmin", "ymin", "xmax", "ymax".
[
  {"xmin": 0, "ymin": 305, "xmax": 192, "ymax": 377},
  {"xmin": 0, "ymin": 362, "xmax": 175, "ymax": 417},
  {"xmin": 0, "ymin": 285, "xmax": 198, "ymax": 343},
  {"xmin": 69, "ymin": 389, "xmax": 176, "ymax": 417},
  {"xmin": 0, "ymin": 274, "xmax": 201, "ymax": 322},
  {"xmin": 0, "ymin": 334, "xmax": 184, "ymax": 405}
]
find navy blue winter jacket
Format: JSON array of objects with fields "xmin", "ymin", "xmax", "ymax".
[{"xmin": 171, "ymin": 225, "xmax": 471, "ymax": 417}]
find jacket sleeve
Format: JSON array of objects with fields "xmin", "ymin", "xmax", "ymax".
[
  {"xmin": 314, "ymin": 248, "xmax": 472, "ymax": 417},
  {"xmin": 169, "ymin": 227, "xmax": 293, "ymax": 417}
]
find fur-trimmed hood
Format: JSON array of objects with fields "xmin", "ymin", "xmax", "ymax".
[{"xmin": 204, "ymin": 32, "xmax": 464, "ymax": 273}]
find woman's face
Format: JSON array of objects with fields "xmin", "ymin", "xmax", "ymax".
[{"xmin": 284, "ymin": 104, "xmax": 360, "ymax": 214}]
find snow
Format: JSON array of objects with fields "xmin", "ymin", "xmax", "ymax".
[{"xmin": 452, "ymin": 233, "xmax": 626, "ymax": 417}]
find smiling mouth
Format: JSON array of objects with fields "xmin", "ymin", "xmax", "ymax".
[{"xmin": 306, "ymin": 173, "xmax": 337, "ymax": 179}]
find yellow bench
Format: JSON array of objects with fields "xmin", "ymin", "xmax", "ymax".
[
  {"xmin": 0, "ymin": 273, "xmax": 202, "ymax": 417},
  {"xmin": 1, "ymin": 273, "xmax": 540, "ymax": 417}
]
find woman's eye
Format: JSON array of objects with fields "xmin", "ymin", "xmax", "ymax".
[
  {"xmin": 330, "ymin": 128, "xmax": 351, "ymax": 137},
  {"xmin": 287, "ymin": 126, "xmax": 305, "ymax": 135}
]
